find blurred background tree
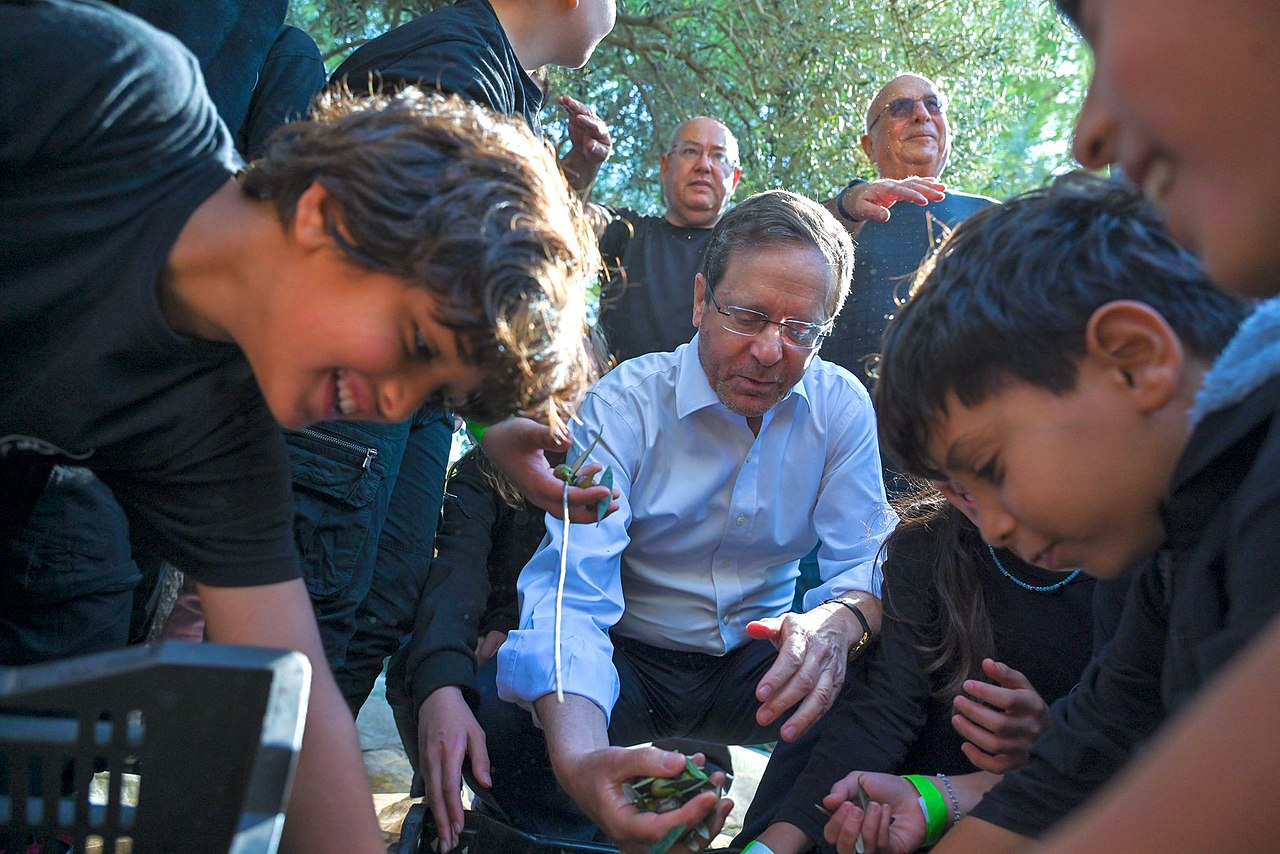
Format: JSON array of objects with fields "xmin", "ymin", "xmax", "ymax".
[{"xmin": 290, "ymin": 0, "xmax": 1086, "ymax": 211}]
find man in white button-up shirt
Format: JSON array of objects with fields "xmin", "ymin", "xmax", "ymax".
[{"xmin": 476, "ymin": 190, "xmax": 896, "ymax": 852}]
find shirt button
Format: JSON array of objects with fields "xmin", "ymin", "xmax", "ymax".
[
  {"xmin": 736, "ymin": 514, "xmax": 747, "ymax": 526},
  {"xmin": 722, "ymin": 613, "xmax": 731, "ymax": 625},
  {"xmin": 718, "ymin": 560, "xmax": 729, "ymax": 569}
]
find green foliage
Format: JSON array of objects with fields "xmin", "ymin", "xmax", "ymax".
[{"xmin": 290, "ymin": 0, "xmax": 1087, "ymax": 211}]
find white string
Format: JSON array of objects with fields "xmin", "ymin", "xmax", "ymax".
[{"xmin": 555, "ymin": 481, "xmax": 570, "ymax": 703}]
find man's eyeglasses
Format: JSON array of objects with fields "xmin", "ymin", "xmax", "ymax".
[
  {"xmin": 867, "ymin": 94, "xmax": 947, "ymax": 132},
  {"xmin": 706, "ymin": 282, "xmax": 830, "ymax": 350},
  {"xmin": 670, "ymin": 144, "xmax": 738, "ymax": 174}
]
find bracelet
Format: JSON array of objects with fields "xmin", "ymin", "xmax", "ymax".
[
  {"xmin": 835, "ymin": 179, "xmax": 867, "ymax": 222},
  {"xmin": 903, "ymin": 775, "xmax": 948, "ymax": 847},
  {"xmin": 936, "ymin": 772, "xmax": 963, "ymax": 826},
  {"xmin": 467, "ymin": 420, "xmax": 488, "ymax": 443},
  {"xmin": 740, "ymin": 842, "xmax": 777, "ymax": 854},
  {"xmin": 822, "ymin": 596, "xmax": 873, "ymax": 659}
]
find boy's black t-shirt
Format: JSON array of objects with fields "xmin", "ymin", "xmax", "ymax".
[
  {"xmin": 329, "ymin": 0, "xmax": 544, "ymax": 134},
  {"xmin": 0, "ymin": 0, "xmax": 299, "ymax": 588}
]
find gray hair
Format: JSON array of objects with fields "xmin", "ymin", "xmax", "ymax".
[{"xmin": 699, "ymin": 189, "xmax": 854, "ymax": 318}]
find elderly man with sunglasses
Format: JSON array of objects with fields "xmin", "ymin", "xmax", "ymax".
[
  {"xmin": 820, "ymin": 73, "xmax": 997, "ymax": 390},
  {"xmin": 470, "ymin": 190, "xmax": 896, "ymax": 852}
]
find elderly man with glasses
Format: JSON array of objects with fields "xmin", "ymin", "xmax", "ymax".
[
  {"xmin": 820, "ymin": 73, "xmax": 997, "ymax": 391},
  {"xmin": 595, "ymin": 116, "xmax": 746, "ymax": 363},
  {"xmin": 468, "ymin": 189, "xmax": 896, "ymax": 852}
]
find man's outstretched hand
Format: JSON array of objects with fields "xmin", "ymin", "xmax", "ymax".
[{"xmin": 746, "ymin": 599, "xmax": 866, "ymax": 742}]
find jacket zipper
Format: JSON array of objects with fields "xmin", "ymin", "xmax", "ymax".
[{"xmin": 296, "ymin": 427, "xmax": 379, "ymax": 470}]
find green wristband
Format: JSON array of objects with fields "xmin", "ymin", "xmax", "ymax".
[
  {"xmin": 467, "ymin": 420, "xmax": 488, "ymax": 443},
  {"xmin": 740, "ymin": 842, "xmax": 777, "ymax": 854},
  {"xmin": 903, "ymin": 774, "xmax": 948, "ymax": 847}
]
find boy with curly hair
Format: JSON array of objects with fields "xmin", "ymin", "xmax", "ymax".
[{"xmin": 0, "ymin": 1, "xmax": 599, "ymax": 849}]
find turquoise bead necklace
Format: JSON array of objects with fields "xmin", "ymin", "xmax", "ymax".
[{"xmin": 987, "ymin": 546, "xmax": 1082, "ymax": 593}]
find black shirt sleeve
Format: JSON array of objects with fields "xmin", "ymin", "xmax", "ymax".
[
  {"xmin": 404, "ymin": 449, "xmax": 503, "ymax": 709},
  {"xmin": 238, "ymin": 25, "xmax": 327, "ymax": 159},
  {"xmin": 109, "ymin": 0, "xmax": 287, "ymax": 138},
  {"xmin": 970, "ymin": 557, "xmax": 1168, "ymax": 837}
]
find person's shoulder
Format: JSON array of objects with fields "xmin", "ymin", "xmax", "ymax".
[
  {"xmin": 270, "ymin": 24, "xmax": 324, "ymax": 60},
  {"xmin": 804, "ymin": 355, "xmax": 874, "ymax": 404},
  {"xmin": 3, "ymin": 0, "xmax": 193, "ymax": 72},
  {"xmin": 885, "ymin": 527, "xmax": 947, "ymax": 581},
  {"xmin": 588, "ymin": 348, "xmax": 682, "ymax": 403},
  {"xmin": 943, "ymin": 187, "xmax": 1000, "ymax": 212},
  {"xmin": 601, "ymin": 206, "xmax": 665, "ymax": 234},
  {"xmin": 2, "ymin": 0, "xmax": 227, "ymax": 169},
  {"xmin": 330, "ymin": 0, "xmax": 499, "ymax": 89},
  {"xmin": 1177, "ymin": 299, "xmax": 1280, "ymax": 486}
]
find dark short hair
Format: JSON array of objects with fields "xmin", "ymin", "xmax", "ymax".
[
  {"xmin": 698, "ymin": 189, "xmax": 854, "ymax": 318},
  {"xmin": 240, "ymin": 88, "xmax": 598, "ymax": 429},
  {"xmin": 875, "ymin": 171, "xmax": 1246, "ymax": 480}
]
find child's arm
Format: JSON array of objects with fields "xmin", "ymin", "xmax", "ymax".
[
  {"xmin": 754, "ymin": 820, "xmax": 817, "ymax": 853},
  {"xmin": 822, "ymin": 771, "xmax": 1008, "ymax": 854},
  {"xmin": 1034, "ymin": 612, "xmax": 1280, "ymax": 853},
  {"xmin": 200, "ymin": 578, "xmax": 383, "ymax": 853},
  {"xmin": 419, "ymin": 686, "xmax": 490, "ymax": 853}
]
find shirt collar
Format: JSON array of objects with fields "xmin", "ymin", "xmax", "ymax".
[{"xmin": 674, "ymin": 333, "xmax": 812, "ymax": 420}]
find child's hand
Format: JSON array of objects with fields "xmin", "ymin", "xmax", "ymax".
[
  {"xmin": 823, "ymin": 772, "xmax": 925, "ymax": 854},
  {"xmin": 474, "ymin": 630, "xmax": 507, "ymax": 666},
  {"xmin": 952, "ymin": 658, "xmax": 1051, "ymax": 774},
  {"xmin": 419, "ymin": 686, "xmax": 491, "ymax": 853},
  {"xmin": 480, "ymin": 417, "xmax": 619, "ymax": 523}
]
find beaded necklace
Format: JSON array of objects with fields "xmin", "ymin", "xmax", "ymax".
[{"xmin": 987, "ymin": 546, "xmax": 1082, "ymax": 593}]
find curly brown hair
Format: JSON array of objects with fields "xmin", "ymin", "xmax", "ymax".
[{"xmin": 240, "ymin": 87, "xmax": 599, "ymax": 430}]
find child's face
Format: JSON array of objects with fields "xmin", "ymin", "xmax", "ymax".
[
  {"xmin": 924, "ymin": 365, "xmax": 1187, "ymax": 579},
  {"xmin": 1068, "ymin": 0, "xmax": 1280, "ymax": 298},
  {"xmin": 245, "ymin": 263, "xmax": 484, "ymax": 430}
]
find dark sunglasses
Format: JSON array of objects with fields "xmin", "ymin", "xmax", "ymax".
[{"xmin": 867, "ymin": 95, "xmax": 947, "ymax": 132}]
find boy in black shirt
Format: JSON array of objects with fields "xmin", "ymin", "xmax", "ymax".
[
  {"xmin": 0, "ymin": 1, "xmax": 600, "ymax": 849},
  {"xmin": 809, "ymin": 173, "xmax": 1252, "ymax": 853}
]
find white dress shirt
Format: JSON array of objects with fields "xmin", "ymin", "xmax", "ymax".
[{"xmin": 497, "ymin": 337, "xmax": 896, "ymax": 721}]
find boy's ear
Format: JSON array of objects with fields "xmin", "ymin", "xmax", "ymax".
[
  {"xmin": 291, "ymin": 182, "xmax": 352, "ymax": 251},
  {"xmin": 1084, "ymin": 300, "xmax": 1185, "ymax": 413}
]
